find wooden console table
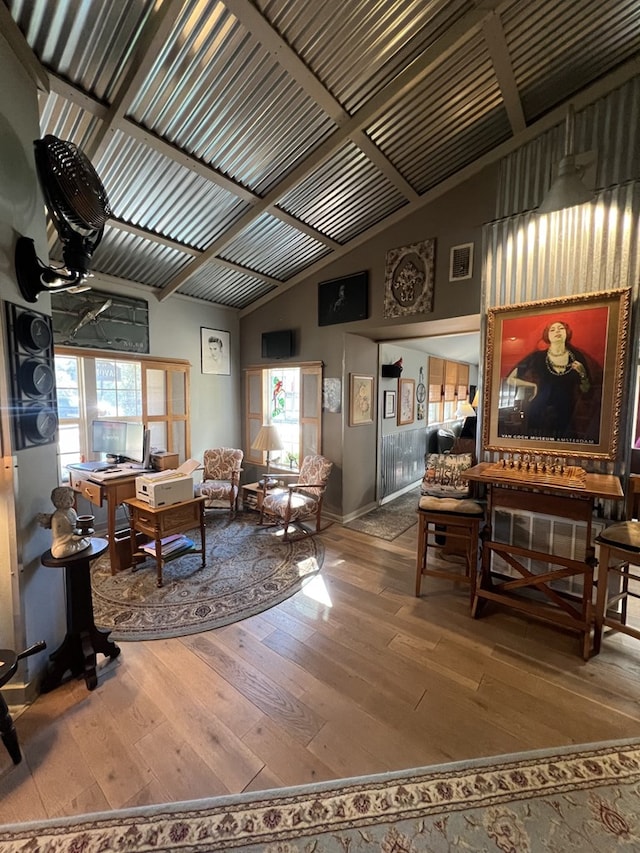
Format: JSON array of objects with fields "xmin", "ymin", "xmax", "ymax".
[
  {"xmin": 40, "ymin": 538, "xmax": 120, "ymax": 691},
  {"xmin": 123, "ymin": 496, "xmax": 206, "ymax": 588},
  {"xmin": 464, "ymin": 462, "xmax": 623, "ymax": 659}
]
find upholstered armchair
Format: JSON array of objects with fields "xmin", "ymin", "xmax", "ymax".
[
  {"xmin": 259, "ymin": 454, "xmax": 333, "ymax": 541},
  {"xmin": 199, "ymin": 448, "xmax": 243, "ymax": 518}
]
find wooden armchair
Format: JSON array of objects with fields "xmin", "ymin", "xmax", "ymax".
[
  {"xmin": 259, "ymin": 454, "xmax": 333, "ymax": 541},
  {"xmin": 199, "ymin": 448, "xmax": 243, "ymax": 518}
]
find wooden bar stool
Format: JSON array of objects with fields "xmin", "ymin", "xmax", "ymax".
[
  {"xmin": 593, "ymin": 523, "xmax": 640, "ymax": 654},
  {"xmin": 415, "ymin": 496, "xmax": 484, "ymax": 604},
  {"xmin": 593, "ymin": 475, "xmax": 640, "ymax": 655}
]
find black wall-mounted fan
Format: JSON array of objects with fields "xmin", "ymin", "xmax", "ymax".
[{"xmin": 15, "ymin": 134, "xmax": 111, "ymax": 302}]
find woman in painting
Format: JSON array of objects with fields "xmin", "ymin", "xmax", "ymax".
[{"xmin": 505, "ymin": 319, "xmax": 599, "ymax": 442}]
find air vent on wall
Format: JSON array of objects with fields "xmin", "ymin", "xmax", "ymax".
[{"xmin": 449, "ymin": 243, "xmax": 474, "ymax": 282}]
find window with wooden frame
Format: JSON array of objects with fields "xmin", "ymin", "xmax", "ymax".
[
  {"xmin": 245, "ymin": 362, "xmax": 322, "ymax": 473},
  {"xmin": 55, "ymin": 346, "xmax": 190, "ymax": 480}
]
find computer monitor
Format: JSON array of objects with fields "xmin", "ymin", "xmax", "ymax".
[{"xmin": 91, "ymin": 420, "xmax": 148, "ymax": 465}]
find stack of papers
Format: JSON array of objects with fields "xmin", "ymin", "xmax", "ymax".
[
  {"xmin": 141, "ymin": 534, "xmax": 194, "ymax": 558},
  {"xmin": 140, "ymin": 459, "xmax": 201, "ymax": 483}
]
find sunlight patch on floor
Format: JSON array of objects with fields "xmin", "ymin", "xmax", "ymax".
[{"xmin": 301, "ymin": 573, "xmax": 333, "ymax": 607}]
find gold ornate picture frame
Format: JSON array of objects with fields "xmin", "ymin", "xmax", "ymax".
[{"xmin": 483, "ymin": 288, "xmax": 631, "ymax": 460}]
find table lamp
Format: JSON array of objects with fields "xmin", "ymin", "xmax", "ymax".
[
  {"xmin": 251, "ymin": 424, "xmax": 283, "ymax": 487},
  {"xmin": 455, "ymin": 400, "xmax": 476, "ymax": 419}
]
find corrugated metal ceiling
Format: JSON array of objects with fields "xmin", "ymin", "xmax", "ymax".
[{"xmin": 5, "ymin": 0, "xmax": 640, "ymax": 312}]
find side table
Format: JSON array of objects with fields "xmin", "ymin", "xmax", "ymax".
[
  {"xmin": 40, "ymin": 538, "xmax": 120, "ymax": 692},
  {"xmin": 242, "ymin": 482, "xmax": 265, "ymax": 512},
  {"xmin": 123, "ymin": 496, "xmax": 206, "ymax": 588}
]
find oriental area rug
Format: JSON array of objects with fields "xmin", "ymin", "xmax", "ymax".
[
  {"xmin": 3, "ymin": 738, "xmax": 640, "ymax": 851},
  {"xmin": 90, "ymin": 513, "xmax": 323, "ymax": 641},
  {"xmin": 345, "ymin": 487, "xmax": 420, "ymax": 540}
]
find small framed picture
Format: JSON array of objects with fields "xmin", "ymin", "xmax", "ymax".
[
  {"xmin": 398, "ymin": 378, "xmax": 415, "ymax": 425},
  {"xmin": 201, "ymin": 328, "xmax": 230, "ymax": 375},
  {"xmin": 349, "ymin": 374, "xmax": 374, "ymax": 426},
  {"xmin": 323, "ymin": 377, "xmax": 342, "ymax": 413},
  {"xmin": 383, "ymin": 390, "xmax": 396, "ymax": 419}
]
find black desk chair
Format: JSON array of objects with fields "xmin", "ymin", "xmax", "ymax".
[{"xmin": 0, "ymin": 641, "xmax": 46, "ymax": 764}]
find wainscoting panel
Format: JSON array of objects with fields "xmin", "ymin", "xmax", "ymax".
[{"xmin": 380, "ymin": 428, "xmax": 424, "ymax": 499}]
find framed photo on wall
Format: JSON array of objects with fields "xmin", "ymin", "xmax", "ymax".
[
  {"xmin": 318, "ymin": 272, "xmax": 369, "ymax": 326},
  {"xmin": 201, "ymin": 328, "xmax": 230, "ymax": 375},
  {"xmin": 383, "ymin": 390, "xmax": 396, "ymax": 419},
  {"xmin": 349, "ymin": 374, "xmax": 374, "ymax": 426},
  {"xmin": 483, "ymin": 288, "xmax": 631, "ymax": 460},
  {"xmin": 322, "ymin": 377, "xmax": 342, "ymax": 413},
  {"xmin": 398, "ymin": 378, "xmax": 415, "ymax": 425}
]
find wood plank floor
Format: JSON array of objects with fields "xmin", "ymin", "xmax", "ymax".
[{"xmin": 3, "ymin": 520, "xmax": 640, "ymax": 824}]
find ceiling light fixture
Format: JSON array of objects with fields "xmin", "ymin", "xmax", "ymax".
[{"xmin": 537, "ymin": 104, "xmax": 594, "ymax": 214}]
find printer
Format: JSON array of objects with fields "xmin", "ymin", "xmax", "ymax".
[{"xmin": 135, "ymin": 459, "xmax": 199, "ymax": 507}]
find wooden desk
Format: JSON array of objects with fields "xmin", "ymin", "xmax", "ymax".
[
  {"xmin": 68, "ymin": 468, "xmax": 138, "ymax": 575},
  {"xmin": 464, "ymin": 462, "xmax": 623, "ymax": 659},
  {"xmin": 40, "ymin": 538, "xmax": 120, "ymax": 691},
  {"xmin": 123, "ymin": 496, "xmax": 206, "ymax": 588}
]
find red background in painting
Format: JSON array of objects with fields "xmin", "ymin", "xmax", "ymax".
[{"xmin": 499, "ymin": 305, "xmax": 608, "ymax": 378}]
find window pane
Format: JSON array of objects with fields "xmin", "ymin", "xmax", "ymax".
[
  {"xmin": 55, "ymin": 356, "xmax": 80, "ymax": 419},
  {"xmin": 269, "ymin": 368, "xmax": 300, "ymax": 470},
  {"xmin": 98, "ymin": 391, "xmax": 117, "ymax": 417},
  {"xmin": 147, "ymin": 369, "xmax": 166, "ymax": 416},
  {"xmin": 95, "ymin": 358, "xmax": 142, "ymax": 418},
  {"xmin": 171, "ymin": 371, "xmax": 186, "ymax": 415},
  {"xmin": 149, "ymin": 422, "xmax": 167, "ymax": 451},
  {"xmin": 58, "ymin": 424, "xmax": 81, "ymax": 480}
]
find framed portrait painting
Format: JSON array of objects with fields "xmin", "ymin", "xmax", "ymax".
[
  {"xmin": 201, "ymin": 328, "xmax": 230, "ymax": 375},
  {"xmin": 398, "ymin": 378, "xmax": 415, "ymax": 425},
  {"xmin": 483, "ymin": 288, "xmax": 631, "ymax": 460},
  {"xmin": 349, "ymin": 374, "xmax": 374, "ymax": 426}
]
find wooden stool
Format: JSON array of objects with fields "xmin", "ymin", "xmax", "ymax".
[
  {"xmin": 415, "ymin": 496, "xmax": 484, "ymax": 604},
  {"xmin": 592, "ymin": 475, "xmax": 640, "ymax": 655},
  {"xmin": 593, "ymin": 522, "xmax": 640, "ymax": 654}
]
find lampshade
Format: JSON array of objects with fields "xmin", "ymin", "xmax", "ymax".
[
  {"xmin": 471, "ymin": 389, "xmax": 479, "ymax": 408},
  {"xmin": 537, "ymin": 104, "xmax": 594, "ymax": 214},
  {"xmin": 455, "ymin": 400, "xmax": 476, "ymax": 419},
  {"xmin": 251, "ymin": 424, "xmax": 283, "ymax": 453}
]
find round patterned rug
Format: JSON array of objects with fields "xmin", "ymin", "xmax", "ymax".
[{"xmin": 91, "ymin": 513, "xmax": 324, "ymax": 641}]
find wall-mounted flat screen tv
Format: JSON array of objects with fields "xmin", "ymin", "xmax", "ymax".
[
  {"xmin": 261, "ymin": 329, "xmax": 294, "ymax": 359},
  {"xmin": 318, "ymin": 271, "xmax": 369, "ymax": 327}
]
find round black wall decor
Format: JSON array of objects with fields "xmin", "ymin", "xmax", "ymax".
[{"xmin": 5, "ymin": 302, "xmax": 59, "ymax": 449}]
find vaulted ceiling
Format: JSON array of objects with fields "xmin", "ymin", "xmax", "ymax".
[{"xmin": 4, "ymin": 0, "xmax": 640, "ymax": 314}]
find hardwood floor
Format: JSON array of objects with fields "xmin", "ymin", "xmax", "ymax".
[{"xmin": 3, "ymin": 521, "xmax": 640, "ymax": 824}]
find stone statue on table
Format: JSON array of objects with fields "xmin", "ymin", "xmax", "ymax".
[{"xmin": 37, "ymin": 486, "xmax": 91, "ymax": 559}]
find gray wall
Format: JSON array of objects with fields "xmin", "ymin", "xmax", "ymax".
[
  {"xmin": 0, "ymin": 37, "xmax": 64, "ymax": 689},
  {"xmin": 240, "ymin": 166, "xmax": 496, "ymax": 518},
  {"xmin": 0, "ymin": 42, "xmax": 243, "ymax": 695},
  {"xmin": 85, "ymin": 274, "xmax": 242, "ymax": 460}
]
